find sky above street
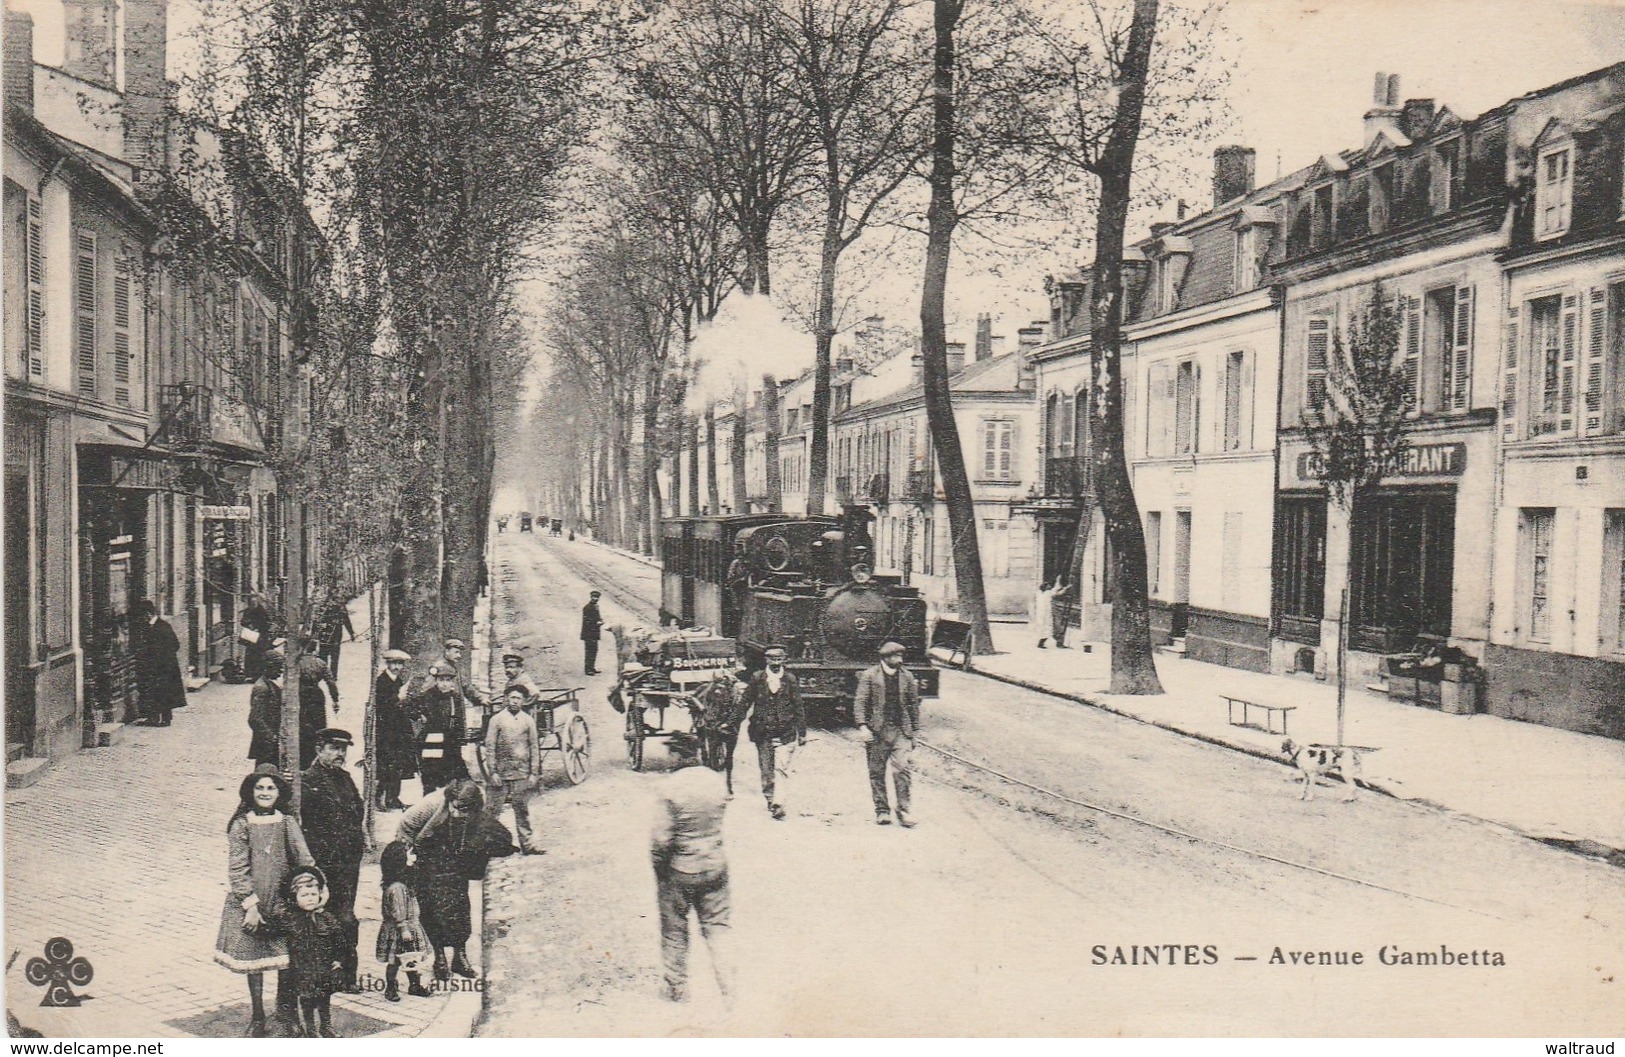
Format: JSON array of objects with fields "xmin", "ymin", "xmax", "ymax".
[{"xmin": 14, "ymin": 0, "xmax": 1625, "ymax": 355}]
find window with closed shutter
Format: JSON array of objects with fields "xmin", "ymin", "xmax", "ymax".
[
  {"xmin": 1146, "ymin": 361, "xmax": 1171, "ymax": 456},
  {"xmin": 1449, "ymin": 285, "xmax": 1474, "ymax": 412},
  {"xmin": 113, "ymin": 253, "xmax": 133, "ymax": 405},
  {"xmin": 27, "ymin": 196, "xmax": 45, "ymax": 379},
  {"xmin": 74, "ymin": 231, "xmax": 98, "ymax": 397},
  {"xmin": 1502, "ymin": 304, "xmax": 1521, "ymax": 438},
  {"xmin": 1223, "ymin": 350, "xmax": 1245, "ymax": 450},
  {"xmin": 1306, "ymin": 316, "xmax": 1330, "ymax": 412},
  {"xmin": 1400, "ymin": 292, "xmax": 1422, "ymax": 413},
  {"xmin": 1605, "ymin": 511, "xmax": 1625, "ymax": 656},
  {"xmin": 1174, "ymin": 359, "xmax": 1198, "ymax": 454},
  {"xmin": 1522, "ymin": 508, "xmax": 1555, "ymax": 643}
]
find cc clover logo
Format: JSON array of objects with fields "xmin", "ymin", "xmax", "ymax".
[{"xmin": 25, "ymin": 937, "xmax": 93, "ymax": 1007}]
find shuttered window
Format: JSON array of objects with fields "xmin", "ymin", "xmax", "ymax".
[
  {"xmin": 26, "ymin": 196, "xmax": 45, "ymax": 379},
  {"xmin": 1449, "ymin": 285, "xmax": 1474, "ymax": 412},
  {"xmin": 1400, "ymin": 292, "xmax": 1422, "ymax": 413},
  {"xmin": 74, "ymin": 231, "xmax": 98, "ymax": 397},
  {"xmin": 1174, "ymin": 359, "xmax": 1199, "ymax": 454},
  {"xmin": 1223, "ymin": 349, "xmax": 1253, "ymax": 451},
  {"xmin": 1146, "ymin": 361, "xmax": 1172, "ymax": 456},
  {"xmin": 1605, "ymin": 511, "xmax": 1625, "ymax": 656},
  {"xmin": 1305, "ymin": 316, "xmax": 1330, "ymax": 412},
  {"xmin": 1502, "ymin": 304, "xmax": 1521, "ymax": 439},
  {"xmin": 113, "ymin": 252, "xmax": 133, "ymax": 405},
  {"xmin": 1529, "ymin": 295, "xmax": 1564, "ymax": 437},
  {"xmin": 981, "ymin": 419, "xmax": 1014, "ymax": 480},
  {"xmin": 1579, "ymin": 282, "xmax": 1625, "ymax": 437}
]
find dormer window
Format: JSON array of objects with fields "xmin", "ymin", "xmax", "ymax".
[
  {"xmin": 1312, "ymin": 183, "xmax": 1335, "ymax": 248},
  {"xmin": 1370, "ymin": 162, "xmax": 1394, "ymax": 233},
  {"xmin": 1156, "ymin": 257, "xmax": 1176, "ymax": 314},
  {"xmin": 1536, "ymin": 143, "xmax": 1573, "ymax": 239},
  {"xmin": 1432, "ymin": 138, "xmax": 1461, "ymax": 214},
  {"xmin": 1234, "ymin": 227, "xmax": 1258, "ymax": 292}
]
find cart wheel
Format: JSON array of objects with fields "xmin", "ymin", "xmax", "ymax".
[
  {"xmin": 625, "ymin": 709, "xmax": 645, "ymax": 771},
  {"xmin": 563, "ymin": 714, "xmax": 590, "ymax": 784}
]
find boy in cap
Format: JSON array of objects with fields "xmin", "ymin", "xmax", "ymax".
[
  {"xmin": 484, "ymin": 687, "xmax": 542, "ymax": 854},
  {"xmin": 277, "ymin": 865, "xmax": 345, "ymax": 1037},
  {"xmin": 853, "ymin": 641, "xmax": 921, "ymax": 827},
  {"xmin": 500, "ymin": 650, "xmax": 542, "ymax": 704},
  {"xmin": 732, "ymin": 645, "xmax": 805, "ymax": 820},
  {"xmin": 410, "ymin": 663, "xmax": 470, "ymax": 795}
]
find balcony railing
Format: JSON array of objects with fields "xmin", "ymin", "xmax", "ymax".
[
  {"xmin": 1045, "ymin": 455, "xmax": 1091, "ymax": 498},
  {"xmin": 158, "ymin": 383, "xmax": 212, "ymax": 447}
]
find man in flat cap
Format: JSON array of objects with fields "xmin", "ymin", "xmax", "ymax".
[
  {"xmin": 440, "ymin": 637, "xmax": 488, "ymax": 714},
  {"xmin": 581, "ymin": 592, "xmax": 604, "ymax": 675},
  {"xmin": 853, "ymin": 641, "xmax": 921, "ymax": 827},
  {"xmin": 300, "ymin": 728, "xmax": 365, "ymax": 990},
  {"xmin": 731, "ymin": 645, "xmax": 804, "ymax": 820},
  {"xmin": 374, "ymin": 649, "xmax": 417, "ymax": 810},
  {"xmin": 410, "ymin": 663, "xmax": 470, "ymax": 796},
  {"xmin": 484, "ymin": 686, "xmax": 542, "ymax": 854}
]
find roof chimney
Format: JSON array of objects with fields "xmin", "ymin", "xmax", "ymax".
[
  {"xmin": 1364, "ymin": 71, "xmax": 1405, "ymax": 146},
  {"xmin": 911, "ymin": 352, "xmax": 924, "ymax": 387},
  {"xmin": 61, "ymin": 0, "xmax": 118, "ymax": 88},
  {"xmin": 1017, "ymin": 324, "xmax": 1047, "ymax": 354},
  {"xmin": 946, "ymin": 341, "xmax": 967, "ymax": 376},
  {"xmin": 123, "ymin": 0, "xmax": 171, "ymax": 185},
  {"xmin": 1212, "ymin": 145, "xmax": 1256, "ymax": 207},
  {"xmin": 1401, "ymin": 98, "xmax": 1436, "ymax": 140},
  {"xmin": 4, "ymin": 9, "xmax": 34, "ymax": 114},
  {"xmin": 974, "ymin": 313, "xmax": 993, "ymax": 361}
]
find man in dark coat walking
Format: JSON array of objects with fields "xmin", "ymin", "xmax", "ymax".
[
  {"xmin": 300, "ymin": 728, "xmax": 365, "ymax": 992},
  {"xmin": 132, "ymin": 600, "xmax": 186, "ymax": 726},
  {"xmin": 731, "ymin": 645, "xmax": 805, "ymax": 820},
  {"xmin": 314, "ymin": 599, "xmax": 356, "ymax": 679},
  {"xmin": 247, "ymin": 654, "xmax": 286, "ymax": 766},
  {"xmin": 581, "ymin": 591, "xmax": 604, "ymax": 675},
  {"xmin": 373, "ymin": 649, "xmax": 417, "ymax": 810},
  {"xmin": 240, "ymin": 594, "xmax": 273, "ymax": 681}
]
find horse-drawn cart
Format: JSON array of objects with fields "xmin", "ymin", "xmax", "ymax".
[
  {"xmin": 474, "ymin": 686, "xmax": 591, "ymax": 785},
  {"xmin": 609, "ymin": 630, "xmax": 740, "ymax": 772}
]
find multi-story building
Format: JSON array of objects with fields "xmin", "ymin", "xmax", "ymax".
[
  {"xmin": 1271, "ymin": 74, "xmax": 1512, "ymax": 684},
  {"xmin": 1487, "ymin": 62, "xmax": 1625, "ymax": 737},
  {"xmin": 832, "ymin": 338, "xmax": 1039, "ymax": 617},
  {"xmin": 4, "ymin": 0, "xmax": 313, "ymax": 774}
]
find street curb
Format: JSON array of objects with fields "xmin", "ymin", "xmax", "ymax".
[
  {"xmin": 576, "ymin": 535, "xmax": 662, "ymax": 571},
  {"xmin": 961, "ymin": 662, "xmax": 1625, "ymax": 865}
]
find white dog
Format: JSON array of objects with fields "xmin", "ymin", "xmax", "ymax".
[{"xmin": 1281, "ymin": 739, "xmax": 1372, "ymax": 802}]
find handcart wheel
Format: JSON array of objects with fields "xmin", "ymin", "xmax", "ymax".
[
  {"xmin": 563, "ymin": 714, "xmax": 590, "ymax": 785},
  {"xmin": 625, "ymin": 707, "xmax": 645, "ymax": 771}
]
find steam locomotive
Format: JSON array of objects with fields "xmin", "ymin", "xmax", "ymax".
[{"xmin": 659, "ymin": 507, "xmax": 939, "ymax": 720}]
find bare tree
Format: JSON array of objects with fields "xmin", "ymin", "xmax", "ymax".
[
  {"xmin": 1003, "ymin": 0, "xmax": 1230, "ymax": 693},
  {"xmin": 773, "ymin": 0, "xmax": 930, "ymax": 516}
]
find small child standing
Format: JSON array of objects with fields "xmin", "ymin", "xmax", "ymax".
[
  {"xmin": 280, "ymin": 865, "xmax": 345, "ymax": 1037},
  {"xmin": 376, "ymin": 841, "xmax": 433, "ymax": 1001}
]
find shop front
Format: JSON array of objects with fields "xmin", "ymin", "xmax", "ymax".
[{"xmin": 77, "ymin": 447, "xmax": 159, "ymax": 734}]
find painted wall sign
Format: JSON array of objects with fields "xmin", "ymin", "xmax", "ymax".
[
  {"xmin": 1296, "ymin": 442, "xmax": 1467, "ymax": 482},
  {"xmin": 200, "ymin": 504, "xmax": 252, "ymax": 520}
]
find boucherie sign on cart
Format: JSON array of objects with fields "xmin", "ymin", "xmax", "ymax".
[{"xmin": 1297, "ymin": 442, "xmax": 1467, "ymax": 482}]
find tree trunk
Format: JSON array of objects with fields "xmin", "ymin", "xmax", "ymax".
[
  {"xmin": 808, "ymin": 206, "xmax": 840, "ymax": 517},
  {"xmin": 643, "ymin": 368, "xmax": 663, "ymax": 553},
  {"xmin": 761, "ymin": 373, "xmax": 782, "ymax": 512},
  {"xmin": 919, "ymin": 0, "xmax": 991, "ymax": 655},
  {"xmin": 1086, "ymin": 0, "xmax": 1163, "ymax": 695},
  {"xmin": 705, "ymin": 404, "xmax": 720, "ymax": 514}
]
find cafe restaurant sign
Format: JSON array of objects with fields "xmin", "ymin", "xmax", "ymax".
[
  {"xmin": 1297, "ymin": 442, "xmax": 1467, "ymax": 482},
  {"xmin": 200, "ymin": 504, "xmax": 252, "ymax": 520}
]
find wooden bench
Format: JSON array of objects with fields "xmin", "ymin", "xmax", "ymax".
[
  {"xmin": 927, "ymin": 619, "xmax": 975, "ymax": 671},
  {"xmin": 1222, "ymin": 694, "xmax": 1297, "ymax": 736}
]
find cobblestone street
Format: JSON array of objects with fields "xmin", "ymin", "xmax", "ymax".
[{"xmin": 3, "ymin": 601, "xmax": 475, "ymax": 1039}]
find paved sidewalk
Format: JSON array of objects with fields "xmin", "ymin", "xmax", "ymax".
[
  {"xmin": 970, "ymin": 619, "xmax": 1625, "ymax": 855},
  {"xmin": 3, "ymin": 596, "xmax": 480, "ymax": 1039}
]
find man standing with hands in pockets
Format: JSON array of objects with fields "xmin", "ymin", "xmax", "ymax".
[
  {"xmin": 484, "ymin": 687, "xmax": 542, "ymax": 855},
  {"xmin": 733, "ymin": 645, "xmax": 804, "ymax": 820},
  {"xmin": 853, "ymin": 641, "xmax": 920, "ymax": 828}
]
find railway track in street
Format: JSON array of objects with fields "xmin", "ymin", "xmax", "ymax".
[{"xmin": 523, "ymin": 533, "xmax": 1515, "ymax": 923}]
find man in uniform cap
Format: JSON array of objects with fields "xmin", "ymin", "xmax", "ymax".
[
  {"xmin": 853, "ymin": 641, "xmax": 921, "ymax": 827},
  {"xmin": 731, "ymin": 645, "xmax": 805, "ymax": 820},
  {"xmin": 409, "ymin": 663, "xmax": 470, "ymax": 795},
  {"xmin": 299, "ymin": 728, "xmax": 365, "ymax": 990},
  {"xmin": 581, "ymin": 592, "xmax": 604, "ymax": 675},
  {"xmin": 501, "ymin": 650, "xmax": 543, "ymax": 704}
]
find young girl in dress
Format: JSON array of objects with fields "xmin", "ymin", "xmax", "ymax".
[
  {"xmin": 213, "ymin": 767, "xmax": 314, "ymax": 1037},
  {"xmin": 376, "ymin": 841, "xmax": 433, "ymax": 1001}
]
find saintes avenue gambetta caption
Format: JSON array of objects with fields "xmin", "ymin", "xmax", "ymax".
[{"xmin": 1091, "ymin": 944, "xmax": 1508, "ymax": 967}]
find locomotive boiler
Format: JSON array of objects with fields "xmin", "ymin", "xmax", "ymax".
[{"xmin": 661, "ymin": 506, "xmax": 938, "ymax": 722}]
